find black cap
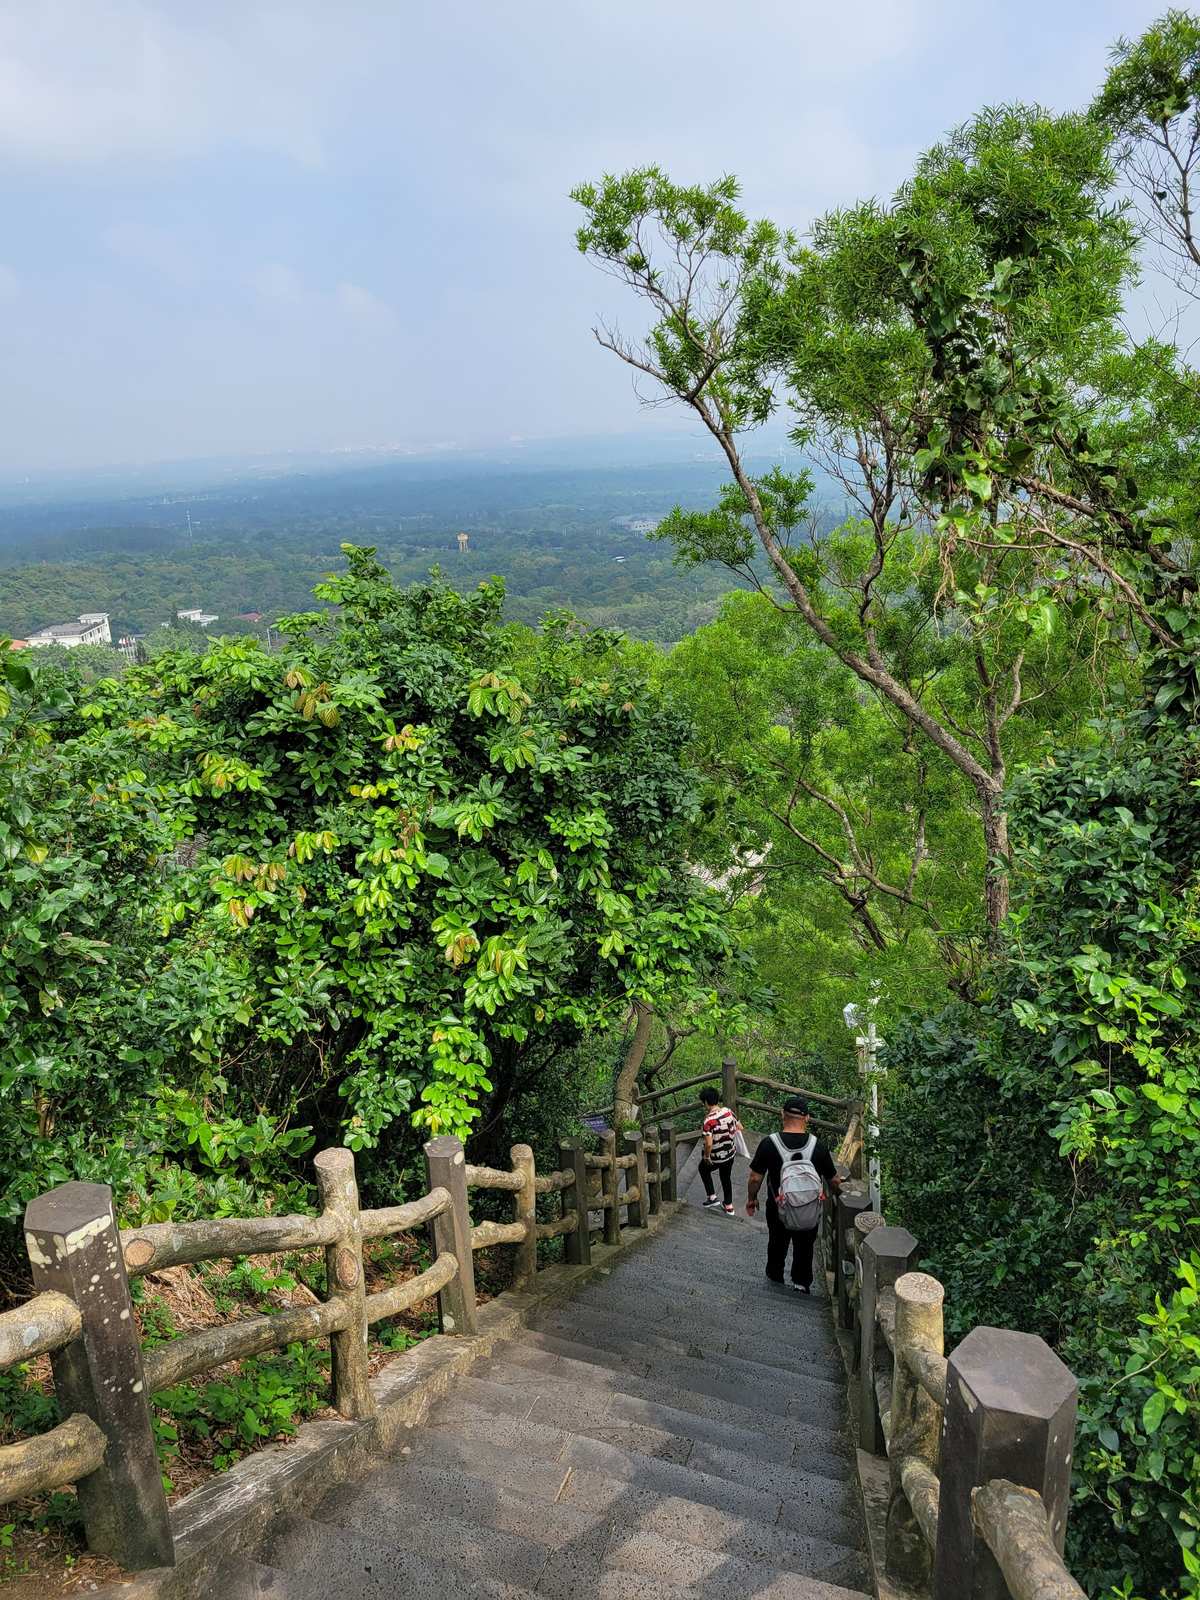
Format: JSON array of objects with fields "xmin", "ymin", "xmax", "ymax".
[{"xmin": 783, "ymin": 1095, "xmax": 810, "ymax": 1116}]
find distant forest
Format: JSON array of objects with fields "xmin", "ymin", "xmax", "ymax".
[{"xmin": 0, "ymin": 460, "xmax": 834, "ymax": 646}]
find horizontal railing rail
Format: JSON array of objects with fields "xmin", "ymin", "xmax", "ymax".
[
  {"xmin": 0, "ymin": 1121, "xmax": 679, "ymax": 1572},
  {"xmin": 825, "ymin": 1157, "xmax": 1085, "ymax": 1600}
]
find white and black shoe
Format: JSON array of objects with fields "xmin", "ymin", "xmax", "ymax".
[
  {"xmin": 791, "ymin": 1282, "xmax": 811, "ymax": 1294},
  {"xmin": 701, "ymin": 1195, "xmax": 720, "ymax": 1208}
]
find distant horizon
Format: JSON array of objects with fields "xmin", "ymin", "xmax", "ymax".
[{"xmin": 0, "ymin": 1, "xmax": 1168, "ymax": 473}]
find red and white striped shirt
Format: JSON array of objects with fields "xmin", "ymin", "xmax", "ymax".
[{"xmin": 702, "ymin": 1106, "xmax": 738, "ymax": 1163}]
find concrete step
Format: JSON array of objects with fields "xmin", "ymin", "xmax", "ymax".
[
  {"xmin": 214, "ymin": 1558, "xmax": 293, "ymax": 1597},
  {"xmin": 435, "ymin": 1380, "xmax": 853, "ymax": 1489},
  {"xmin": 261, "ymin": 1514, "xmax": 541, "ymax": 1599},
  {"xmin": 598, "ymin": 1567, "xmax": 869, "ymax": 1600},
  {"xmin": 556, "ymin": 1433, "xmax": 861, "ymax": 1547},
  {"xmin": 488, "ymin": 1343, "xmax": 845, "ymax": 1444},
  {"xmin": 605, "ymin": 1527, "xmax": 872, "ymax": 1598},
  {"xmin": 530, "ymin": 1300, "xmax": 844, "ymax": 1377},
  {"xmin": 478, "ymin": 1356, "xmax": 850, "ymax": 1458},
  {"xmin": 529, "ymin": 1306, "xmax": 845, "ymax": 1393},
  {"xmin": 330, "ymin": 1450, "xmax": 867, "ymax": 1579},
  {"xmin": 393, "ymin": 1420, "xmax": 858, "ymax": 1547},
  {"xmin": 310, "ymin": 1484, "xmax": 553, "ymax": 1591},
  {"xmin": 577, "ymin": 1258, "xmax": 834, "ymax": 1310},
  {"xmin": 511, "ymin": 1329, "xmax": 847, "ymax": 1431}
]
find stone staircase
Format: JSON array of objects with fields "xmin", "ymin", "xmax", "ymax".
[{"xmin": 215, "ymin": 1144, "xmax": 871, "ymax": 1599}]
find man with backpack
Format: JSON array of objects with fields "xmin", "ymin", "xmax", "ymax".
[{"xmin": 745, "ymin": 1095, "xmax": 841, "ymax": 1294}]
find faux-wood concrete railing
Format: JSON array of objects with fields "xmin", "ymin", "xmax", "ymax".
[
  {"xmin": 587, "ymin": 1056, "xmax": 860, "ymax": 1144},
  {"xmin": 826, "ymin": 1186, "xmax": 1086, "ymax": 1600},
  {"xmin": 3, "ymin": 1125, "xmax": 675, "ymax": 1572}
]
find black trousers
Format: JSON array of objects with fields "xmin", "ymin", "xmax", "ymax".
[
  {"xmin": 766, "ymin": 1200, "xmax": 817, "ymax": 1288},
  {"xmin": 699, "ymin": 1157, "xmax": 734, "ymax": 1203}
]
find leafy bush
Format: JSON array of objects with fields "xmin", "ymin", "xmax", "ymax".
[{"xmin": 885, "ymin": 716, "xmax": 1200, "ymax": 1599}]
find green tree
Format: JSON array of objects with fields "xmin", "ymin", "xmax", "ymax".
[
  {"xmin": 79, "ymin": 549, "xmax": 732, "ymax": 1148},
  {"xmin": 572, "ymin": 108, "xmax": 1161, "ymax": 935}
]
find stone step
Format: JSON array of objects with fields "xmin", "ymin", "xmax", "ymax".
[
  {"xmin": 577, "ymin": 1258, "xmax": 833, "ymax": 1309},
  {"xmin": 605, "ymin": 1527, "xmax": 871, "ymax": 1598},
  {"xmin": 511, "ymin": 1329, "xmax": 847, "ymax": 1431},
  {"xmin": 394, "ymin": 1420, "xmax": 859, "ymax": 1546},
  {"xmin": 572, "ymin": 1271, "xmax": 833, "ymax": 1321},
  {"xmin": 489, "ymin": 1342, "xmax": 845, "ymax": 1443},
  {"xmin": 530, "ymin": 1300, "xmax": 844, "ymax": 1377},
  {"xmin": 597, "ymin": 1567, "xmax": 869, "ymax": 1600},
  {"xmin": 214, "ymin": 1558, "xmax": 292, "ymax": 1597},
  {"xmin": 479, "ymin": 1356, "xmax": 850, "ymax": 1457},
  {"xmin": 556, "ymin": 1434, "xmax": 861, "ymax": 1547},
  {"xmin": 434, "ymin": 1382, "xmax": 853, "ymax": 1490},
  {"xmin": 310, "ymin": 1484, "xmax": 553, "ymax": 1591},
  {"xmin": 261, "ymin": 1514, "xmax": 542, "ymax": 1599},
  {"xmin": 529, "ymin": 1306, "xmax": 845, "ymax": 1392}
]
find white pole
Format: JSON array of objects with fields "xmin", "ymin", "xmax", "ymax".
[{"xmin": 860, "ymin": 1023, "xmax": 882, "ymax": 1212}]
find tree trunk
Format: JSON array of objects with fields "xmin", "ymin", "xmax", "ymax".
[
  {"xmin": 980, "ymin": 792, "xmax": 1010, "ymax": 940},
  {"xmin": 613, "ymin": 1002, "xmax": 654, "ymax": 1127}
]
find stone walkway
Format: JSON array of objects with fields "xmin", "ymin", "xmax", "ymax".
[{"xmin": 218, "ymin": 1143, "xmax": 870, "ymax": 1598}]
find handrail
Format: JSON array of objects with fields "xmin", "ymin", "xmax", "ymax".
[
  {"xmin": 361, "ymin": 1188, "xmax": 451, "ymax": 1239},
  {"xmin": 0, "ymin": 1292, "xmax": 82, "ymax": 1366},
  {"xmin": 121, "ymin": 1211, "xmax": 340, "ymax": 1276},
  {"xmin": 735, "ymin": 1071, "xmax": 853, "ymax": 1110},
  {"xmin": 464, "ymin": 1163, "xmax": 527, "ymax": 1192},
  {"xmin": 972, "ymin": 1482, "xmax": 1087, "ymax": 1600},
  {"xmin": 838, "ymin": 1201, "xmax": 1083, "ymax": 1600},
  {"xmin": 2, "ymin": 1099, "xmax": 673, "ymax": 1570}
]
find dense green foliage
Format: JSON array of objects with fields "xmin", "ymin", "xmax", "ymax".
[{"xmin": 0, "ymin": 548, "xmax": 730, "ymax": 1262}]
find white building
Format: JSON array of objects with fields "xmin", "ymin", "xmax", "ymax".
[
  {"xmin": 26, "ymin": 613, "xmax": 112, "ymax": 649},
  {"xmin": 177, "ymin": 608, "xmax": 219, "ymax": 626}
]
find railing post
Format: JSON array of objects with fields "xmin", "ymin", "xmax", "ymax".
[
  {"xmin": 644, "ymin": 1132, "xmax": 661, "ymax": 1216},
  {"xmin": 24, "ymin": 1182, "xmax": 173, "ymax": 1570},
  {"xmin": 663, "ymin": 1123, "xmax": 678, "ymax": 1202},
  {"xmin": 621, "ymin": 1130, "xmax": 648, "ymax": 1229},
  {"xmin": 859, "ymin": 1224, "xmax": 918, "ymax": 1454},
  {"xmin": 424, "ymin": 1135, "xmax": 477, "ymax": 1336},
  {"xmin": 601, "ymin": 1131, "xmax": 621, "ymax": 1245},
  {"xmin": 510, "ymin": 1143, "xmax": 537, "ymax": 1286},
  {"xmin": 836, "ymin": 1183, "xmax": 872, "ymax": 1331},
  {"xmin": 559, "ymin": 1139, "xmax": 591, "ymax": 1266},
  {"xmin": 851, "ymin": 1210, "xmax": 883, "ymax": 1371},
  {"xmin": 933, "ymin": 1327, "xmax": 1077, "ymax": 1600},
  {"xmin": 722, "ymin": 1055, "xmax": 738, "ymax": 1120},
  {"xmin": 314, "ymin": 1146, "xmax": 374, "ymax": 1420},
  {"xmin": 886, "ymin": 1271, "xmax": 945, "ymax": 1589}
]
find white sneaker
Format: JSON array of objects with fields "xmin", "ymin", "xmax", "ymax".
[{"xmin": 702, "ymin": 1196, "xmax": 720, "ymax": 1208}]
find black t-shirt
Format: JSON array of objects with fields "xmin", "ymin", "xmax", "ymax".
[{"xmin": 750, "ymin": 1132, "xmax": 838, "ymax": 1201}]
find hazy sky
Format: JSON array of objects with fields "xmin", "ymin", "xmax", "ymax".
[{"xmin": 0, "ymin": 0, "xmax": 1172, "ymax": 470}]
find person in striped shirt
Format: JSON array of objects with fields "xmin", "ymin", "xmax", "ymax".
[{"xmin": 699, "ymin": 1086, "xmax": 740, "ymax": 1214}]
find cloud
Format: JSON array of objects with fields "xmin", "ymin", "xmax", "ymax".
[
  {"xmin": 335, "ymin": 281, "xmax": 398, "ymax": 334},
  {"xmin": 0, "ymin": 2, "xmax": 331, "ymax": 166},
  {"xmin": 252, "ymin": 262, "xmax": 307, "ymax": 308},
  {"xmin": 251, "ymin": 263, "xmax": 398, "ymax": 334}
]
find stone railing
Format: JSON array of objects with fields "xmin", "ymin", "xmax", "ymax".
[
  {"xmin": 826, "ymin": 1187, "xmax": 1086, "ymax": 1600},
  {"xmin": 1, "ymin": 1126, "xmax": 673, "ymax": 1572}
]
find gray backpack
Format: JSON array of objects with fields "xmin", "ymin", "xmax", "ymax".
[{"xmin": 771, "ymin": 1133, "xmax": 822, "ymax": 1231}]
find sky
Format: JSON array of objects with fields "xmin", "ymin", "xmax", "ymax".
[{"xmin": 0, "ymin": 0, "xmax": 1175, "ymax": 472}]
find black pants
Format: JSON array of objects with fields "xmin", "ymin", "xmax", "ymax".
[
  {"xmin": 766, "ymin": 1200, "xmax": 817, "ymax": 1288},
  {"xmin": 699, "ymin": 1157, "xmax": 734, "ymax": 1203}
]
